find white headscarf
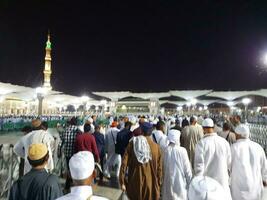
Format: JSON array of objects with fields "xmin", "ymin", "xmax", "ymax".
[
  {"xmin": 132, "ymin": 136, "xmax": 152, "ymax": 164},
  {"xmin": 167, "ymin": 129, "xmax": 181, "ymax": 145}
]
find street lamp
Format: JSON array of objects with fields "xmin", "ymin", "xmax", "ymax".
[
  {"xmin": 36, "ymin": 87, "xmax": 47, "ymax": 116},
  {"xmin": 242, "ymin": 98, "xmax": 251, "ymax": 122},
  {"xmin": 100, "ymin": 99, "xmax": 107, "ymax": 116}
]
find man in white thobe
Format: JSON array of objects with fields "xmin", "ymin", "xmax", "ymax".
[
  {"xmin": 152, "ymin": 121, "xmax": 168, "ymax": 150},
  {"xmin": 194, "ymin": 118, "xmax": 232, "ymax": 200},
  {"xmin": 104, "ymin": 121, "xmax": 121, "ymax": 178},
  {"xmin": 231, "ymin": 124, "xmax": 267, "ymax": 200},
  {"xmin": 14, "ymin": 120, "xmax": 55, "ymax": 174},
  {"xmin": 56, "ymin": 151, "xmax": 108, "ymax": 200},
  {"xmin": 162, "ymin": 129, "xmax": 192, "ymax": 200}
]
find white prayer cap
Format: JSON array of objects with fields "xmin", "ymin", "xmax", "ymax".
[
  {"xmin": 69, "ymin": 151, "xmax": 94, "ymax": 180},
  {"xmin": 202, "ymin": 118, "xmax": 214, "ymax": 128},
  {"xmin": 170, "ymin": 117, "xmax": 176, "ymax": 123},
  {"xmin": 235, "ymin": 124, "xmax": 250, "ymax": 138},
  {"xmin": 167, "ymin": 129, "xmax": 181, "ymax": 144},
  {"xmin": 129, "ymin": 116, "xmax": 137, "ymax": 124},
  {"xmin": 188, "ymin": 176, "xmax": 226, "ymax": 200}
]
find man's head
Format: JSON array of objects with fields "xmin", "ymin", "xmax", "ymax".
[
  {"xmin": 69, "ymin": 151, "xmax": 95, "ymax": 186},
  {"xmin": 156, "ymin": 121, "xmax": 165, "ymax": 132},
  {"xmin": 222, "ymin": 122, "xmax": 231, "ymax": 132},
  {"xmin": 167, "ymin": 129, "xmax": 181, "ymax": 145},
  {"xmin": 94, "ymin": 124, "xmax": 100, "ymax": 132},
  {"xmin": 31, "ymin": 119, "xmax": 42, "ymax": 130},
  {"xmin": 27, "ymin": 143, "xmax": 49, "ymax": 169},
  {"xmin": 190, "ymin": 116, "xmax": 197, "ymax": 125},
  {"xmin": 92, "ymin": 115, "xmax": 97, "ymax": 121},
  {"xmin": 111, "ymin": 121, "xmax": 118, "ymax": 128},
  {"xmin": 123, "ymin": 116, "xmax": 129, "ymax": 123},
  {"xmin": 233, "ymin": 115, "xmax": 241, "ymax": 125},
  {"xmin": 141, "ymin": 122, "xmax": 153, "ymax": 136},
  {"xmin": 84, "ymin": 123, "xmax": 91, "ymax": 133},
  {"xmin": 234, "ymin": 124, "xmax": 250, "ymax": 140},
  {"xmin": 124, "ymin": 121, "xmax": 132, "ymax": 130},
  {"xmin": 202, "ymin": 118, "xmax": 214, "ymax": 134},
  {"xmin": 70, "ymin": 117, "xmax": 78, "ymax": 126}
]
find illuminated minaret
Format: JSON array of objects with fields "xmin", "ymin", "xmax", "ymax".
[{"xmin": 43, "ymin": 32, "xmax": 52, "ymax": 90}]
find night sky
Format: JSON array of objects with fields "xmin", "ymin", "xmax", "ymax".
[{"xmin": 1, "ymin": 1, "xmax": 267, "ymax": 96}]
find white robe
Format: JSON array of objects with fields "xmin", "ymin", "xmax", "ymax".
[
  {"xmin": 231, "ymin": 139, "xmax": 267, "ymax": 200},
  {"xmin": 13, "ymin": 130, "xmax": 55, "ymax": 174},
  {"xmin": 152, "ymin": 130, "xmax": 169, "ymax": 150},
  {"xmin": 194, "ymin": 133, "xmax": 232, "ymax": 200},
  {"xmin": 162, "ymin": 145, "xmax": 192, "ymax": 200},
  {"xmin": 104, "ymin": 127, "xmax": 121, "ymax": 177}
]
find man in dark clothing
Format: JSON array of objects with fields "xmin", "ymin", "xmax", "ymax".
[
  {"xmin": 116, "ymin": 121, "xmax": 132, "ymax": 158},
  {"xmin": 61, "ymin": 117, "xmax": 79, "ymax": 192},
  {"xmin": 74, "ymin": 123, "xmax": 100, "ymax": 162},
  {"xmin": 9, "ymin": 143, "xmax": 62, "ymax": 200},
  {"xmin": 93, "ymin": 125, "xmax": 105, "ymax": 181}
]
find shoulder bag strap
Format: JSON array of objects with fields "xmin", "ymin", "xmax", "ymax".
[{"xmin": 226, "ymin": 131, "xmax": 231, "ymax": 141}]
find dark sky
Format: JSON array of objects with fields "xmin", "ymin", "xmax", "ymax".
[{"xmin": 1, "ymin": 0, "xmax": 267, "ymax": 95}]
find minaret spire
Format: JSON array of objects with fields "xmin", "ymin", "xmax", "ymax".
[{"xmin": 43, "ymin": 31, "xmax": 52, "ymax": 90}]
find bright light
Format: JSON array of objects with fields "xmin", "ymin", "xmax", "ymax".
[
  {"xmin": 198, "ymin": 107, "xmax": 203, "ymax": 111},
  {"xmin": 227, "ymin": 101, "xmax": 234, "ymax": 107},
  {"xmin": 95, "ymin": 106, "xmax": 99, "ymax": 111},
  {"xmin": 36, "ymin": 87, "xmax": 47, "ymax": 95},
  {"xmin": 81, "ymin": 95, "xmax": 89, "ymax": 102},
  {"xmin": 0, "ymin": 96, "xmax": 5, "ymax": 103},
  {"xmin": 121, "ymin": 105, "xmax": 127, "ymax": 110},
  {"xmin": 204, "ymin": 105, "xmax": 208, "ymax": 110},
  {"xmin": 186, "ymin": 102, "xmax": 191, "ymax": 107},
  {"xmin": 257, "ymin": 106, "xmax": 261, "ymax": 112},
  {"xmin": 177, "ymin": 106, "xmax": 183, "ymax": 111},
  {"xmin": 100, "ymin": 99, "xmax": 107, "ymax": 105},
  {"xmin": 191, "ymin": 99, "xmax": 197, "ymax": 105},
  {"xmin": 242, "ymin": 98, "xmax": 251, "ymax": 105},
  {"xmin": 263, "ymin": 53, "xmax": 267, "ymax": 65}
]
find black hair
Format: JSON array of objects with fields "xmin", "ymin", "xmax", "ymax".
[
  {"xmin": 21, "ymin": 126, "xmax": 32, "ymax": 133},
  {"xmin": 41, "ymin": 121, "xmax": 49, "ymax": 130},
  {"xmin": 156, "ymin": 121, "xmax": 165, "ymax": 130},
  {"xmin": 84, "ymin": 123, "xmax": 91, "ymax": 132},
  {"xmin": 70, "ymin": 117, "xmax": 78, "ymax": 126},
  {"xmin": 124, "ymin": 121, "xmax": 132, "ymax": 129},
  {"xmin": 223, "ymin": 122, "xmax": 231, "ymax": 131},
  {"xmin": 182, "ymin": 119, "xmax": 189, "ymax": 128},
  {"xmin": 28, "ymin": 152, "xmax": 49, "ymax": 167}
]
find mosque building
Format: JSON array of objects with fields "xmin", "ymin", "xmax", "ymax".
[{"xmin": 0, "ymin": 33, "xmax": 267, "ymax": 116}]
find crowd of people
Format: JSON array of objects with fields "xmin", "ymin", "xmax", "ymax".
[
  {"xmin": 6, "ymin": 113, "xmax": 267, "ymax": 200},
  {"xmin": 0, "ymin": 115, "xmax": 67, "ymax": 131}
]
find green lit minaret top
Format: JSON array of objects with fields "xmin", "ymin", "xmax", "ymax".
[{"xmin": 46, "ymin": 32, "xmax": 51, "ymax": 49}]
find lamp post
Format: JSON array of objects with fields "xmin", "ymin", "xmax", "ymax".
[
  {"xmin": 100, "ymin": 99, "xmax": 107, "ymax": 116},
  {"xmin": 36, "ymin": 87, "xmax": 47, "ymax": 116},
  {"xmin": 242, "ymin": 98, "xmax": 251, "ymax": 122}
]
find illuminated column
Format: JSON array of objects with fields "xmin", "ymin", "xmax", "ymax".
[
  {"xmin": 43, "ymin": 32, "xmax": 52, "ymax": 90},
  {"xmin": 149, "ymin": 98, "xmax": 159, "ymax": 115},
  {"xmin": 109, "ymin": 99, "xmax": 117, "ymax": 114}
]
